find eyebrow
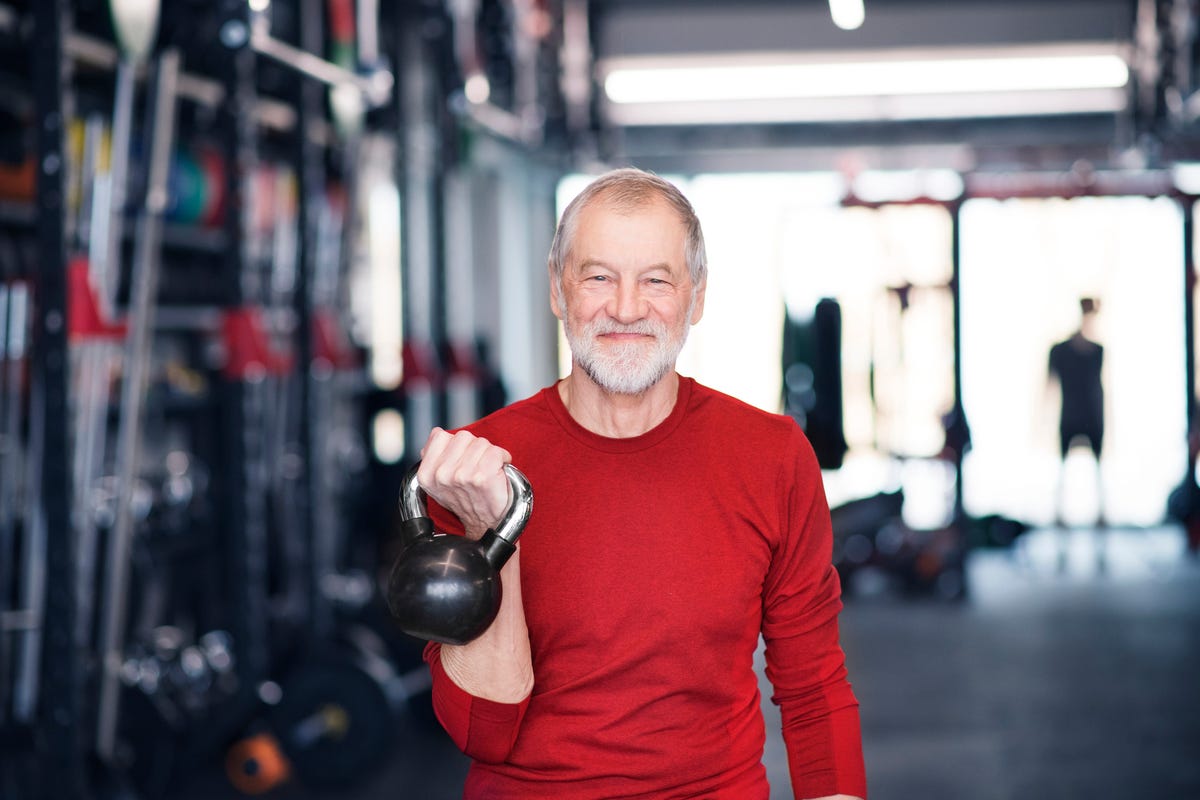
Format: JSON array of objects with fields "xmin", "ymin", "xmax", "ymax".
[{"xmin": 575, "ymin": 258, "xmax": 673, "ymax": 273}]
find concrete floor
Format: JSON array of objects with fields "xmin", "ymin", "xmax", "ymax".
[
  {"xmin": 837, "ymin": 525, "xmax": 1200, "ymax": 800},
  {"xmin": 186, "ymin": 525, "xmax": 1200, "ymax": 800}
]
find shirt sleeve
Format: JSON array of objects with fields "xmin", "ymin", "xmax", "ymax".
[
  {"xmin": 422, "ymin": 642, "xmax": 531, "ymax": 764},
  {"xmin": 762, "ymin": 427, "xmax": 867, "ymax": 799}
]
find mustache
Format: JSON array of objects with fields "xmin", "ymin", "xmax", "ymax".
[{"xmin": 587, "ymin": 319, "xmax": 665, "ymax": 337}]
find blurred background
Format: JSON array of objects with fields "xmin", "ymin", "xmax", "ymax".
[{"xmin": 1, "ymin": 0, "xmax": 1198, "ymax": 798}]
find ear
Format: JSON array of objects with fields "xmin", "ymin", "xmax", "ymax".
[
  {"xmin": 689, "ymin": 275, "xmax": 707, "ymax": 325},
  {"xmin": 548, "ymin": 265, "xmax": 563, "ymax": 320}
]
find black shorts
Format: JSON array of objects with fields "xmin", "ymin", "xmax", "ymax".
[{"xmin": 1060, "ymin": 427, "xmax": 1102, "ymax": 458}]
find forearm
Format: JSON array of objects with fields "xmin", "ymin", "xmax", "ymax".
[
  {"xmin": 439, "ymin": 551, "xmax": 533, "ymax": 703},
  {"xmin": 425, "ymin": 551, "xmax": 533, "ymax": 763}
]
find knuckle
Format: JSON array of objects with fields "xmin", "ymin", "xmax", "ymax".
[
  {"xmin": 432, "ymin": 462, "xmax": 459, "ymax": 488},
  {"xmin": 415, "ymin": 464, "xmax": 437, "ymax": 492},
  {"xmin": 450, "ymin": 430, "xmax": 477, "ymax": 446}
]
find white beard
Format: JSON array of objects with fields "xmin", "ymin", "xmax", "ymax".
[{"xmin": 563, "ymin": 311, "xmax": 692, "ymax": 396}]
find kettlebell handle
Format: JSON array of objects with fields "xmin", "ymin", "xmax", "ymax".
[{"xmin": 400, "ymin": 461, "xmax": 533, "ymax": 546}]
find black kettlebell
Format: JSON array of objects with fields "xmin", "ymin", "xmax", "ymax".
[{"xmin": 386, "ymin": 462, "xmax": 533, "ymax": 645}]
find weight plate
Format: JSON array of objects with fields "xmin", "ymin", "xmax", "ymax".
[{"xmin": 269, "ymin": 654, "xmax": 396, "ymax": 789}]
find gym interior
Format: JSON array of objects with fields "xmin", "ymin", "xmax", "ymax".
[{"xmin": 1, "ymin": 0, "xmax": 1198, "ymax": 798}]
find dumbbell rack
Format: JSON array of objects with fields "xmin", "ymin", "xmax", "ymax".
[{"xmin": 0, "ymin": 1, "xmax": 393, "ymax": 797}]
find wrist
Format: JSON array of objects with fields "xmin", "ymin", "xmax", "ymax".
[{"xmin": 441, "ymin": 643, "xmax": 533, "ymax": 703}]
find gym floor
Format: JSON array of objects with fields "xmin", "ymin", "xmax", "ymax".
[{"xmin": 183, "ymin": 525, "xmax": 1200, "ymax": 800}]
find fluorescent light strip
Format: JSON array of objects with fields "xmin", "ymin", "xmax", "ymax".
[
  {"xmin": 605, "ymin": 55, "xmax": 1128, "ymax": 105},
  {"xmin": 605, "ymin": 87, "xmax": 1128, "ymax": 126}
]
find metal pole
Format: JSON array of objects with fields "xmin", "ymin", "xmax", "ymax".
[
  {"xmin": 208, "ymin": 1, "xmax": 273, "ymax": 748},
  {"xmin": 1183, "ymin": 196, "xmax": 1196, "ymax": 472},
  {"xmin": 95, "ymin": 46, "xmax": 181, "ymax": 763},
  {"xmin": 31, "ymin": 0, "xmax": 86, "ymax": 794},
  {"xmin": 294, "ymin": 0, "xmax": 323, "ymax": 637},
  {"xmin": 950, "ymin": 197, "xmax": 966, "ymax": 520},
  {"xmin": 398, "ymin": 5, "xmax": 450, "ymax": 457},
  {"xmin": 11, "ymin": 279, "xmax": 41, "ymax": 725},
  {"xmin": 0, "ymin": 278, "xmax": 10, "ymax": 722},
  {"xmin": 101, "ymin": 63, "xmax": 135, "ymax": 312},
  {"xmin": 72, "ymin": 114, "xmax": 116, "ymax": 651}
]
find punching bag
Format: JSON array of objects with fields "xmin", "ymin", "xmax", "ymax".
[{"xmin": 782, "ymin": 298, "xmax": 847, "ymax": 469}]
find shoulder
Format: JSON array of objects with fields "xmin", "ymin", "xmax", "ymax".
[
  {"xmin": 684, "ymin": 381, "xmax": 822, "ymax": 518},
  {"xmin": 686, "ymin": 380, "xmax": 807, "ymax": 450},
  {"xmin": 689, "ymin": 380, "xmax": 794, "ymax": 427}
]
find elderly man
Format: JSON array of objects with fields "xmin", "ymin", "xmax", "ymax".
[{"xmin": 416, "ymin": 168, "xmax": 866, "ymax": 800}]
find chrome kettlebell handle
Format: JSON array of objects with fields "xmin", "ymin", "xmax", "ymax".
[{"xmin": 400, "ymin": 461, "xmax": 533, "ymax": 546}]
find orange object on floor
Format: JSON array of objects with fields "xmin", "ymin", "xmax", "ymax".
[{"xmin": 225, "ymin": 732, "xmax": 291, "ymax": 795}]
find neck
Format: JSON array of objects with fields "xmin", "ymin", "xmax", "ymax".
[{"xmin": 558, "ymin": 369, "xmax": 680, "ymax": 438}]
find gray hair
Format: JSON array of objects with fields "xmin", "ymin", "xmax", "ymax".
[{"xmin": 548, "ymin": 168, "xmax": 708, "ymax": 289}]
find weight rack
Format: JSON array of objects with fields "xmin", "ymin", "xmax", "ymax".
[
  {"xmin": 1, "ymin": 1, "xmax": 404, "ymax": 797},
  {"xmin": 0, "ymin": 0, "xmax": 576, "ymax": 796}
]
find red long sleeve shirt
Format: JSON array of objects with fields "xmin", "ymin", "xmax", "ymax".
[{"xmin": 423, "ymin": 377, "xmax": 866, "ymax": 799}]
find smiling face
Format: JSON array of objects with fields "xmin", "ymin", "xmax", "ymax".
[{"xmin": 551, "ymin": 196, "xmax": 706, "ymax": 395}]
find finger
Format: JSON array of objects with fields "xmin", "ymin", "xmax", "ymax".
[
  {"xmin": 429, "ymin": 434, "xmax": 512, "ymax": 523},
  {"xmin": 428, "ymin": 430, "xmax": 482, "ymax": 488},
  {"xmin": 417, "ymin": 428, "xmax": 453, "ymax": 489},
  {"xmin": 460, "ymin": 440, "xmax": 513, "ymax": 521},
  {"xmin": 459, "ymin": 435, "xmax": 509, "ymax": 486},
  {"xmin": 419, "ymin": 426, "xmax": 452, "ymax": 463}
]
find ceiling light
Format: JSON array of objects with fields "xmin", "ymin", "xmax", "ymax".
[
  {"xmin": 829, "ymin": 0, "xmax": 865, "ymax": 31},
  {"xmin": 605, "ymin": 51, "xmax": 1128, "ymax": 105},
  {"xmin": 601, "ymin": 44, "xmax": 1130, "ymax": 124}
]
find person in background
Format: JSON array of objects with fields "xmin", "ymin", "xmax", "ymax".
[
  {"xmin": 414, "ymin": 167, "xmax": 866, "ymax": 799},
  {"xmin": 1047, "ymin": 297, "xmax": 1107, "ymax": 567}
]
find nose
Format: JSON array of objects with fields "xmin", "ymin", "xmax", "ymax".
[{"xmin": 609, "ymin": 279, "xmax": 646, "ymax": 324}]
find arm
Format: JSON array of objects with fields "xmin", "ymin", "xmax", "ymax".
[
  {"xmin": 764, "ymin": 429, "xmax": 867, "ymax": 800},
  {"xmin": 1044, "ymin": 343, "xmax": 1065, "ymax": 444},
  {"xmin": 417, "ymin": 428, "xmax": 534, "ymax": 760}
]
